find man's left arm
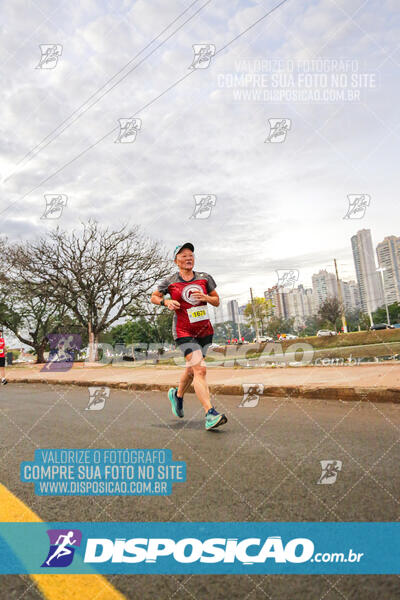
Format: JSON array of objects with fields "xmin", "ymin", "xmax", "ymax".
[{"xmin": 206, "ymin": 289, "xmax": 220, "ymax": 307}]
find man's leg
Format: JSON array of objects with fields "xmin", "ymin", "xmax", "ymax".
[
  {"xmin": 186, "ymin": 339, "xmax": 227, "ymax": 429},
  {"xmin": 177, "ymin": 366, "xmax": 193, "ymax": 398},
  {"xmin": 185, "ymin": 350, "xmax": 212, "ymax": 413},
  {"xmin": 0, "ymin": 362, "xmax": 5, "ymax": 382}
]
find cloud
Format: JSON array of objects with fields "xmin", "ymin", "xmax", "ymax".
[{"xmin": 0, "ymin": 0, "xmax": 399, "ymax": 307}]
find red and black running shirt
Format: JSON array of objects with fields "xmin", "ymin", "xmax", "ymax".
[
  {"xmin": 0, "ymin": 338, "xmax": 5, "ymax": 358},
  {"xmin": 157, "ymin": 271, "xmax": 216, "ymax": 339}
]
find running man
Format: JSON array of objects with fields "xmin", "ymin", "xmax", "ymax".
[
  {"xmin": 151, "ymin": 243, "xmax": 227, "ymax": 430},
  {"xmin": 0, "ymin": 329, "xmax": 7, "ymax": 385},
  {"xmin": 45, "ymin": 531, "xmax": 77, "ymax": 566}
]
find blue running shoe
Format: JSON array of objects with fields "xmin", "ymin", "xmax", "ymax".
[
  {"xmin": 205, "ymin": 407, "xmax": 227, "ymax": 430},
  {"xmin": 168, "ymin": 387, "xmax": 184, "ymax": 418}
]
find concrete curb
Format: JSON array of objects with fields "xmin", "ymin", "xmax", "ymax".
[{"xmin": 8, "ymin": 377, "xmax": 400, "ymax": 403}]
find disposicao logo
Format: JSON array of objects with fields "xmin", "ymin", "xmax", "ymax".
[
  {"xmin": 82, "ymin": 536, "xmax": 314, "ymax": 564},
  {"xmin": 42, "ymin": 529, "xmax": 82, "ymax": 567}
]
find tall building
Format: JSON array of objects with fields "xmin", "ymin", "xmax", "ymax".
[
  {"xmin": 226, "ymin": 299, "xmax": 240, "ymax": 323},
  {"xmin": 285, "ymin": 285, "xmax": 314, "ymax": 327},
  {"xmin": 312, "ymin": 269, "xmax": 338, "ymax": 309},
  {"xmin": 264, "ymin": 286, "xmax": 288, "ymax": 319},
  {"xmin": 376, "ymin": 235, "xmax": 400, "ymax": 305},
  {"xmin": 341, "ymin": 280, "xmax": 361, "ymax": 311},
  {"xmin": 211, "ymin": 304, "xmax": 225, "ymax": 324},
  {"xmin": 238, "ymin": 304, "xmax": 247, "ymax": 324},
  {"xmin": 351, "ymin": 229, "xmax": 383, "ymax": 314}
]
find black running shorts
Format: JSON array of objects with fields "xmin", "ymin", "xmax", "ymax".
[{"xmin": 175, "ymin": 335, "xmax": 213, "ymax": 358}]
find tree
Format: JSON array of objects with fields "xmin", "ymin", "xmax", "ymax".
[
  {"xmin": 110, "ymin": 309, "xmax": 174, "ymax": 348},
  {"xmin": 298, "ymin": 315, "xmax": 322, "ymax": 337},
  {"xmin": 8, "ymin": 220, "xmax": 170, "ymax": 361},
  {"xmin": 344, "ymin": 308, "xmax": 361, "ymax": 332},
  {"xmin": 358, "ymin": 312, "xmax": 371, "ymax": 331},
  {"xmin": 266, "ymin": 316, "xmax": 295, "ymax": 338},
  {"xmin": 244, "ymin": 297, "xmax": 273, "ymax": 335},
  {"xmin": 212, "ymin": 320, "xmax": 253, "ymax": 343},
  {"xmin": 318, "ymin": 297, "xmax": 341, "ymax": 331},
  {"xmin": 0, "ymin": 280, "xmax": 70, "ymax": 363},
  {"xmin": 372, "ymin": 302, "xmax": 400, "ymax": 325}
]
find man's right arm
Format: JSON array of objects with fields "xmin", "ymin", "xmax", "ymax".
[
  {"xmin": 150, "ymin": 290, "xmax": 180, "ymax": 311},
  {"xmin": 151, "ymin": 290, "xmax": 165, "ymax": 306}
]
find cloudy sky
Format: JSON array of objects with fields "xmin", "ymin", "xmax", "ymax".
[{"xmin": 0, "ymin": 0, "xmax": 399, "ymax": 309}]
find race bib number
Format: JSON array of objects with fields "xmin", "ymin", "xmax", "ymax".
[{"xmin": 187, "ymin": 305, "xmax": 209, "ymax": 323}]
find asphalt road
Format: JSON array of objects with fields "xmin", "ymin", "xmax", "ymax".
[{"xmin": 1, "ymin": 383, "xmax": 399, "ymax": 599}]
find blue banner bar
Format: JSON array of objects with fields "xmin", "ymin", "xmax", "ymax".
[
  {"xmin": 20, "ymin": 449, "xmax": 186, "ymax": 496},
  {"xmin": 0, "ymin": 522, "xmax": 398, "ymax": 574}
]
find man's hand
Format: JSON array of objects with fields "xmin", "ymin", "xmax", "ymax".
[
  {"xmin": 191, "ymin": 292, "xmax": 208, "ymax": 303},
  {"xmin": 165, "ymin": 299, "xmax": 180, "ymax": 310}
]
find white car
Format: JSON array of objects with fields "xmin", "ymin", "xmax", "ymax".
[{"xmin": 317, "ymin": 330, "xmax": 337, "ymax": 337}]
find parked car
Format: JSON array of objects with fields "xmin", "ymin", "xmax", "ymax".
[
  {"xmin": 370, "ymin": 323, "xmax": 395, "ymax": 330},
  {"xmin": 253, "ymin": 336, "xmax": 273, "ymax": 343},
  {"xmin": 317, "ymin": 330, "xmax": 337, "ymax": 337}
]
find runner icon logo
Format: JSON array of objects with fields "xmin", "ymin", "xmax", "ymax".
[
  {"xmin": 276, "ymin": 269, "xmax": 299, "ymax": 292},
  {"xmin": 190, "ymin": 195, "xmax": 217, "ymax": 219},
  {"xmin": 42, "ymin": 529, "xmax": 82, "ymax": 567},
  {"xmin": 343, "ymin": 194, "xmax": 370, "ymax": 219},
  {"xmin": 189, "ymin": 44, "xmax": 216, "ymax": 70},
  {"xmin": 41, "ymin": 194, "xmax": 67, "ymax": 220},
  {"xmin": 265, "ymin": 118, "xmax": 291, "ymax": 143},
  {"xmin": 86, "ymin": 386, "xmax": 110, "ymax": 411},
  {"xmin": 317, "ymin": 460, "xmax": 343, "ymax": 485},
  {"xmin": 36, "ymin": 44, "xmax": 63, "ymax": 69},
  {"xmin": 239, "ymin": 384, "xmax": 264, "ymax": 408},
  {"xmin": 115, "ymin": 118, "xmax": 142, "ymax": 143}
]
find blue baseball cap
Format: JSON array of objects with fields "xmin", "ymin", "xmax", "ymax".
[{"xmin": 173, "ymin": 242, "xmax": 194, "ymax": 260}]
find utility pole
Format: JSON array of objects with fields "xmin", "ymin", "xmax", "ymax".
[
  {"xmin": 377, "ymin": 267, "xmax": 390, "ymax": 325},
  {"xmin": 334, "ymin": 259, "xmax": 348, "ymax": 333},
  {"xmin": 368, "ymin": 310, "xmax": 374, "ymax": 327},
  {"xmin": 250, "ymin": 288, "xmax": 260, "ymax": 342},
  {"xmin": 237, "ymin": 314, "xmax": 242, "ymax": 341}
]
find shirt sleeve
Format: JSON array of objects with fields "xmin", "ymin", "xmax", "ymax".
[
  {"xmin": 157, "ymin": 277, "xmax": 171, "ymax": 295},
  {"xmin": 206, "ymin": 274, "xmax": 217, "ymax": 293}
]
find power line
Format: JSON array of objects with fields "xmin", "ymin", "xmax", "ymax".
[
  {"xmin": 3, "ymin": 0, "xmax": 210, "ymax": 183},
  {"xmin": 1, "ymin": 0, "xmax": 292, "ymax": 217}
]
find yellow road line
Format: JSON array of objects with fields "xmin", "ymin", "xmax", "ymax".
[{"xmin": 0, "ymin": 483, "xmax": 127, "ymax": 600}]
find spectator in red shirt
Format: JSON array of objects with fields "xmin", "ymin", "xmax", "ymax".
[{"xmin": 0, "ymin": 329, "xmax": 7, "ymax": 385}]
